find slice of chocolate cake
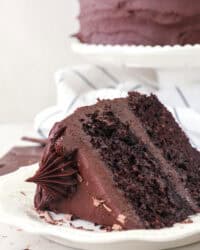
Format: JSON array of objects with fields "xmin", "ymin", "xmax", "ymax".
[{"xmin": 27, "ymin": 92, "xmax": 200, "ymax": 230}]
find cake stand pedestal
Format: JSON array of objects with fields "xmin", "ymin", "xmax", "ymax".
[{"xmin": 72, "ymin": 39, "xmax": 200, "ymax": 86}]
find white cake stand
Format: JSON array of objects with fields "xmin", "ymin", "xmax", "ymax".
[{"xmin": 71, "ymin": 39, "xmax": 200, "ymax": 85}]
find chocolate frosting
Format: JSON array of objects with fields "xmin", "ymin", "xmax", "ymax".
[
  {"xmin": 77, "ymin": 0, "xmax": 200, "ymax": 45},
  {"xmin": 27, "ymin": 124, "xmax": 79, "ymax": 210}
]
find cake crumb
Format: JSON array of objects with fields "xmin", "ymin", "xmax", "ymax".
[
  {"xmin": 181, "ymin": 218, "xmax": 193, "ymax": 224},
  {"xmin": 117, "ymin": 214, "xmax": 126, "ymax": 224}
]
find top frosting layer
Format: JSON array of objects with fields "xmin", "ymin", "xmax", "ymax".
[
  {"xmin": 80, "ymin": 0, "xmax": 200, "ymax": 16},
  {"xmin": 77, "ymin": 0, "xmax": 200, "ymax": 45}
]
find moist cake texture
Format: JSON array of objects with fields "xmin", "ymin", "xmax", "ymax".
[
  {"xmin": 28, "ymin": 92, "xmax": 200, "ymax": 230},
  {"xmin": 76, "ymin": 0, "xmax": 200, "ymax": 46}
]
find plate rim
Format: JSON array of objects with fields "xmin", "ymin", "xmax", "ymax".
[{"xmin": 1, "ymin": 164, "xmax": 200, "ymax": 246}]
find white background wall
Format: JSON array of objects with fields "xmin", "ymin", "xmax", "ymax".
[{"xmin": 0, "ymin": 0, "xmax": 84, "ymax": 122}]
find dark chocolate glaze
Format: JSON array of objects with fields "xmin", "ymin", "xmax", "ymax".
[
  {"xmin": 76, "ymin": 0, "xmax": 200, "ymax": 45},
  {"xmin": 28, "ymin": 92, "xmax": 200, "ymax": 230}
]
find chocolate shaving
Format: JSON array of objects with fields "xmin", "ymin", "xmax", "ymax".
[
  {"xmin": 77, "ymin": 174, "xmax": 83, "ymax": 183},
  {"xmin": 38, "ymin": 211, "xmax": 62, "ymax": 225},
  {"xmin": 92, "ymin": 197, "xmax": 105, "ymax": 207},
  {"xmin": 112, "ymin": 224, "xmax": 122, "ymax": 231},
  {"xmin": 102, "ymin": 203, "xmax": 112, "ymax": 212},
  {"xmin": 39, "ymin": 211, "xmax": 55, "ymax": 224},
  {"xmin": 105, "ymin": 226, "xmax": 113, "ymax": 232},
  {"xmin": 20, "ymin": 191, "xmax": 26, "ymax": 196},
  {"xmin": 117, "ymin": 214, "xmax": 126, "ymax": 224},
  {"xmin": 69, "ymin": 223, "xmax": 94, "ymax": 231},
  {"xmin": 21, "ymin": 136, "xmax": 48, "ymax": 147}
]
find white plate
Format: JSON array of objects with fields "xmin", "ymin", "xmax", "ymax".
[
  {"xmin": 0, "ymin": 163, "xmax": 200, "ymax": 250},
  {"xmin": 71, "ymin": 39, "xmax": 200, "ymax": 68}
]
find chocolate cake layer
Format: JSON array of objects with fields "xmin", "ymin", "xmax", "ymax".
[
  {"xmin": 77, "ymin": 0, "xmax": 200, "ymax": 45},
  {"xmin": 28, "ymin": 92, "xmax": 200, "ymax": 230},
  {"xmin": 128, "ymin": 92, "xmax": 200, "ymax": 207}
]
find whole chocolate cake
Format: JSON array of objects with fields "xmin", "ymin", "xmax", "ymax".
[
  {"xmin": 28, "ymin": 92, "xmax": 200, "ymax": 230},
  {"xmin": 76, "ymin": 0, "xmax": 200, "ymax": 46}
]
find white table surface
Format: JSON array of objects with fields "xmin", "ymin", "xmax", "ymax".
[{"xmin": 0, "ymin": 122, "xmax": 200, "ymax": 250}]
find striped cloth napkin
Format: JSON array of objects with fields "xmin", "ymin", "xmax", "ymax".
[{"xmin": 34, "ymin": 65, "xmax": 200, "ymax": 148}]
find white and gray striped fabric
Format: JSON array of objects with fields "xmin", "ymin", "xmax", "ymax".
[{"xmin": 34, "ymin": 64, "xmax": 200, "ymax": 148}]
